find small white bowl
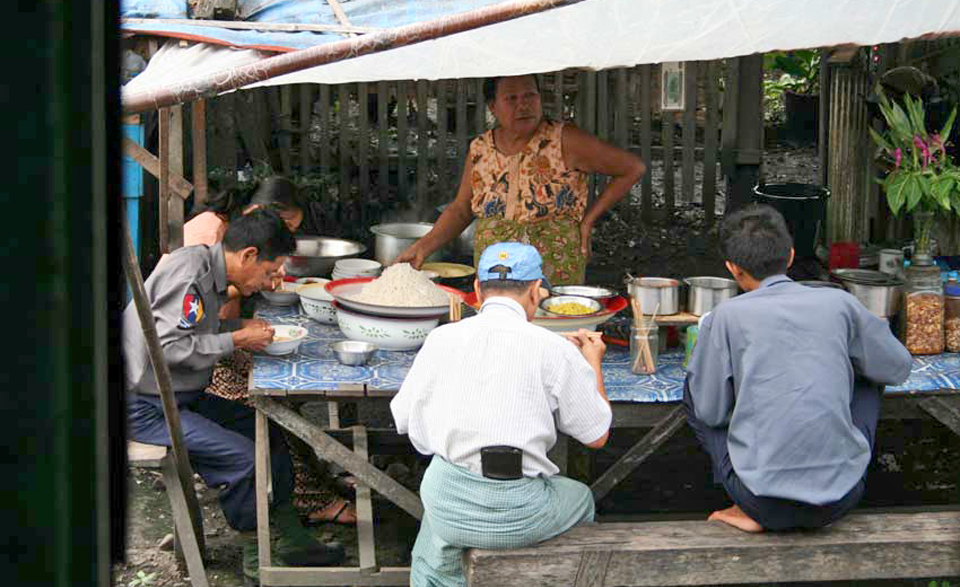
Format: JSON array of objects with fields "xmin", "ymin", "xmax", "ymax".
[
  {"xmin": 335, "ymin": 258, "xmax": 382, "ymax": 272},
  {"xmin": 297, "ymin": 282, "xmax": 337, "ymax": 324},
  {"xmin": 261, "ymin": 282, "xmax": 301, "ymax": 306},
  {"xmin": 263, "ymin": 325, "xmax": 307, "ymax": 355},
  {"xmin": 334, "ymin": 302, "xmax": 439, "ymax": 351}
]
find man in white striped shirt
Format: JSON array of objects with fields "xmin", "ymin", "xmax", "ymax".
[{"xmin": 391, "ymin": 242, "xmax": 612, "ymax": 587}]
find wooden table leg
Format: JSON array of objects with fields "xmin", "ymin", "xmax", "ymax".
[
  {"xmin": 255, "ymin": 408, "xmax": 272, "ymax": 568},
  {"xmin": 353, "ymin": 426, "xmax": 379, "ymax": 574},
  {"xmin": 590, "ymin": 405, "xmax": 687, "ymax": 503},
  {"xmin": 918, "ymin": 395, "xmax": 960, "ymax": 437},
  {"xmin": 252, "ymin": 397, "xmax": 424, "ymax": 520}
]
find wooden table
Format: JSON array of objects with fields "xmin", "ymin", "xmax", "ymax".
[{"xmin": 248, "ymin": 303, "xmax": 960, "ymax": 586}]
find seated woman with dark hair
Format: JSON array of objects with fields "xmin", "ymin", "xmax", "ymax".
[{"xmin": 685, "ymin": 204, "xmax": 912, "ymax": 533}]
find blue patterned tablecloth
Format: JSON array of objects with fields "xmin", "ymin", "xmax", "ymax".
[{"xmin": 251, "ymin": 304, "xmax": 960, "ymax": 402}]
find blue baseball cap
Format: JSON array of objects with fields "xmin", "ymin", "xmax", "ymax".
[{"xmin": 477, "ymin": 242, "xmax": 550, "ymax": 285}]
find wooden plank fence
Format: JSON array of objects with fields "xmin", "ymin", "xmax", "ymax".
[{"xmin": 161, "ymin": 62, "xmax": 727, "ymax": 250}]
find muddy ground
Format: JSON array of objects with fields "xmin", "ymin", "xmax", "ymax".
[{"xmin": 114, "ymin": 146, "xmax": 959, "ymax": 587}]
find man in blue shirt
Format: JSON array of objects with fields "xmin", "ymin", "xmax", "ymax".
[{"xmin": 685, "ymin": 204, "xmax": 912, "ymax": 532}]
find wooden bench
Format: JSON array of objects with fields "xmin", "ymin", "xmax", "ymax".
[{"xmin": 464, "ymin": 512, "xmax": 960, "ymax": 586}]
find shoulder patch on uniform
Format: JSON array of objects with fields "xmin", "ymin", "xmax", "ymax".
[{"xmin": 178, "ymin": 287, "xmax": 205, "ymax": 329}]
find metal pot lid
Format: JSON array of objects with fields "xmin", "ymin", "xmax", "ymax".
[{"xmin": 831, "ymin": 268, "xmax": 903, "ymax": 286}]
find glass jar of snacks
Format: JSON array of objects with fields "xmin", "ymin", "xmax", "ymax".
[
  {"xmin": 901, "ymin": 264, "xmax": 944, "ymax": 355},
  {"xmin": 630, "ymin": 319, "xmax": 659, "ymax": 375},
  {"xmin": 944, "ymin": 280, "xmax": 960, "ymax": 353}
]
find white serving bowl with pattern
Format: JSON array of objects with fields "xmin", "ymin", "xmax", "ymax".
[
  {"xmin": 296, "ymin": 281, "xmax": 337, "ymax": 325},
  {"xmin": 333, "ymin": 302, "xmax": 439, "ymax": 351}
]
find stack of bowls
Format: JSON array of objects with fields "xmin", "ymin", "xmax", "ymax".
[
  {"xmin": 331, "ymin": 258, "xmax": 383, "ymax": 281},
  {"xmin": 296, "ymin": 280, "xmax": 337, "ymax": 325}
]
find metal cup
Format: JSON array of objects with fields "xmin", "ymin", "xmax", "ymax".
[{"xmin": 879, "ymin": 249, "xmax": 905, "ymax": 278}]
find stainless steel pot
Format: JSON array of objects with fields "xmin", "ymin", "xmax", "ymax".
[
  {"xmin": 625, "ymin": 276, "xmax": 680, "ymax": 315},
  {"xmin": 436, "ymin": 203, "xmax": 477, "ymax": 258},
  {"xmin": 283, "ymin": 236, "xmax": 367, "ymax": 277},
  {"xmin": 831, "ymin": 269, "xmax": 903, "ymax": 318},
  {"xmin": 684, "ymin": 277, "xmax": 739, "ymax": 316},
  {"xmin": 370, "ymin": 222, "xmax": 446, "ymax": 266}
]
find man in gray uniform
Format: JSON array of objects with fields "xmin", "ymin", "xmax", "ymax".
[
  {"xmin": 685, "ymin": 204, "xmax": 912, "ymax": 532},
  {"xmin": 124, "ymin": 210, "xmax": 343, "ymax": 570}
]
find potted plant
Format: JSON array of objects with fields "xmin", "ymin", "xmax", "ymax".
[
  {"xmin": 764, "ymin": 50, "xmax": 821, "ymax": 143},
  {"xmin": 869, "ymin": 87, "xmax": 960, "ymax": 264}
]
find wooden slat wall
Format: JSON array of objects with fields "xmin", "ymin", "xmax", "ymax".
[{"xmin": 187, "ymin": 60, "xmax": 729, "ymax": 248}]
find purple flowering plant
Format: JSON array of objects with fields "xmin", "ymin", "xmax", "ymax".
[{"xmin": 869, "ymin": 87, "xmax": 959, "ymax": 217}]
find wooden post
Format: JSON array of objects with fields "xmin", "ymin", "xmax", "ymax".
[
  {"xmin": 721, "ymin": 54, "xmax": 763, "ymax": 212},
  {"xmin": 826, "ymin": 54, "xmax": 870, "ymax": 244},
  {"xmin": 168, "ymin": 105, "xmax": 184, "ymax": 250},
  {"xmin": 299, "ymin": 84, "xmax": 313, "ymax": 173},
  {"xmin": 191, "ymin": 100, "xmax": 208, "ymax": 209},
  {"xmin": 639, "ymin": 65, "xmax": 653, "ymax": 221},
  {"xmin": 702, "ymin": 60, "xmax": 721, "ymax": 226},
  {"xmin": 158, "ymin": 107, "xmax": 170, "ymax": 253}
]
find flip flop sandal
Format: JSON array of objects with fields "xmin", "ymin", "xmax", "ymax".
[{"xmin": 305, "ymin": 500, "xmax": 356, "ymax": 527}]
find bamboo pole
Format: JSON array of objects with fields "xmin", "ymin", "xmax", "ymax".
[{"xmin": 123, "ymin": 0, "xmax": 588, "ymax": 113}]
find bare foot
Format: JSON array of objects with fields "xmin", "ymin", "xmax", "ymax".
[
  {"xmin": 708, "ymin": 505, "xmax": 764, "ymax": 533},
  {"xmin": 307, "ymin": 498, "xmax": 357, "ymax": 525}
]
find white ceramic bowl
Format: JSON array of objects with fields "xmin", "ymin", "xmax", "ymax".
[
  {"xmin": 263, "ymin": 325, "xmax": 307, "ymax": 355},
  {"xmin": 334, "ymin": 258, "xmax": 382, "ymax": 275},
  {"xmin": 261, "ymin": 282, "xmax": 301, "ymax": 306},
  {"xmin": 297, "ymin": 282, "xmax": 337, "ymax": 325},
  {"xmin": 334, "ymin": 302, "xmax": 439, "ymax": 351}
]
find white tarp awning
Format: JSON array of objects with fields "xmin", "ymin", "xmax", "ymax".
[{"xmin": 124, "ymin": 0, "xmax": 960, "ymax": 98}]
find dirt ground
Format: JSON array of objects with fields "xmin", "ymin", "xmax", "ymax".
[{"xmin": 113, "ymin": 146, "xmax": 959, "ymax": 587}]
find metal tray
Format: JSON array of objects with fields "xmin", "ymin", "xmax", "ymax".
[{"xmin": 325, "ymin": 277, "xmax": 463, "ymax": 318}]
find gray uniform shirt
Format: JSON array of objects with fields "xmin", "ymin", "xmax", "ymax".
[
  {"xmin": 123, "ymin": 243, "xmax": 239, "ymax": 395},
  {"xmin": 687, "ymin": 275, "xmax": 912, "ymax": 505}
]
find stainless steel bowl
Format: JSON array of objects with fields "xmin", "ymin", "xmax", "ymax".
[
  {"xmin": 625, "ymin": 277, "xmax": 680, "ymax": 315},
  {"xmin": 540, "ymin": 295, "xmax": 603, "ymax": 317},
  {"xmin": 684, "ymin": 277, "xmax": 739, "ymax": 316},
  {"xmin": 548, "ymin": 285, "xmax": 618, "ymax": 300},
  {"xmin": 330, "ymin": 340, "xmax": 377, "ymax": 366},
  {"xmin": 370, "ymin": 223, "xmax": 446, "ymax": 266},
  {"xmin": 831, "ymin": 269, "xmax": 904, "ymax": 318},
  {"xmin": 283, "ymin": 236, "xmax": 367, "ymax": 277}
]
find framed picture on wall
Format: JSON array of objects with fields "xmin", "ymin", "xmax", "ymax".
[{"xmin": 661, "ymin": 62, "xmax": 685, "ymax": 111}]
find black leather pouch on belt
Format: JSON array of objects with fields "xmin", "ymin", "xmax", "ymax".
[{"xmin": 480, "ymin": 445, "xmax": 523, "ymax": 480}]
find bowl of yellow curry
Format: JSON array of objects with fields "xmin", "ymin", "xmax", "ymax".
[{"xmin": 540, "ymin": 295, "xmax": 603, "ymax": 317}]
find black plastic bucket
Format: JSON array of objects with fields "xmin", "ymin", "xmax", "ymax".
[{"xmin": 752, "ymin": 183, "xmax": 830, "ymax": 257}]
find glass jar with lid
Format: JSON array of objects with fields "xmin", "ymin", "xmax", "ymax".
[
  {"xmin": 945, "ymin": 280, "xmax": 960, "ymax": 353},
  {"xmin": 901, "ymin": 264, "xmax": 944, "ymax": 355}
]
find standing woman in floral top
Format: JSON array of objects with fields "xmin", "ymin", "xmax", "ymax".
[{"xmin": 396, "ymin": 75, "xmax": 646, "ymax": 284}]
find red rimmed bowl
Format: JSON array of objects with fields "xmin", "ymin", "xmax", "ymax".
[{"xmin": 464, "ymin": 292, "xmax": 628, "ymax": 333}]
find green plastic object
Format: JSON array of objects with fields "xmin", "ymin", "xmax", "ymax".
[{"xmin": 684, "ymin": 325, "xmax": 699, "ymax": 368}]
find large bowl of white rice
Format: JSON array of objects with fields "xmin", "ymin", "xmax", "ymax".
[{"xmin": 326, "ymin": 263, "xmax": 462, "ymax": 318}]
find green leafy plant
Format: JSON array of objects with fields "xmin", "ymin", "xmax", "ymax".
[
  {"xmin": 762, "ymin": 50, "xmax": 821, "ymax": 123},
  {"xmin": 128, "ymin": 570, "xmax": 156, "ymax": 587},
  {"xmin": 868, "ymin": 87, "xmax": 960, "ymax": 217},
  {"xmin": 764, "ymin": 50, "xmax": 821, "ymax": 95}
]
